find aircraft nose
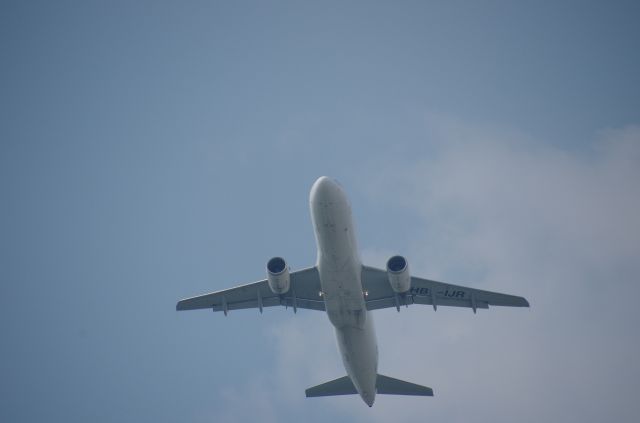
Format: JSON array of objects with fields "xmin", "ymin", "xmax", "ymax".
[{"xmin": 310, "ymin": 176, "xmax": 339, "ymax": 203}]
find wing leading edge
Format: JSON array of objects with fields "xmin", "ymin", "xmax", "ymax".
[
  {"xmin": 176, "ymin": 267, "xmax": 324, "ymax": 313},
  {"xmin": 362, "ymin": 266, "xmax": 529, "ymax": 312}
]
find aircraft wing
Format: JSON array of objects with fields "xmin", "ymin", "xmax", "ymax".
[
  {"xmin": 176, "ymin": 267, "xmax": 325, "ymax": 314},
  {"xmin": 361, "ymin": 266, "xmax": 529, "ymax": 312}
]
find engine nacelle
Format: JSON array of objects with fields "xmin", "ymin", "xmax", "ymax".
[
  {"xmin": 267, "ymin": 256, "xmax": 290, "ymax": 294},
  {"xmin": 386, "ymin": 255, "xmax": 411, "ymax": 293}
]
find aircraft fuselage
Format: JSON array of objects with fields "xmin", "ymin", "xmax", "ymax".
[{"xmin": 309, "ymin": 176, "xmax": 378, "ymax": 406}]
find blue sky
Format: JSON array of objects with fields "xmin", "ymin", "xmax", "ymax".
[{"xmin": 1, "ymin": 1, "xmax": 639, "ymax": 422}]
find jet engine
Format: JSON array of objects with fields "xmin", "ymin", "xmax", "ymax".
[
  {"xmin": 387, "ymin": 255, "xmax": 411, "ymax": 293},
  {"xmin": 267, "ymin": 256, "xmax": 290, "ymax": 294}
]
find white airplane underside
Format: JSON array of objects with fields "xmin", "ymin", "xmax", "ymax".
[{"xmin": 177, "ymin": 176, "xmax": 529, "ymax": 407}]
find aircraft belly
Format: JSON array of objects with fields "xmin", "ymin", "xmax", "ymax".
[
  {"xmin": 319, "ymin": 261, "xmax": 377, "ymax": 401},
  {"xmin": 310, "ymin": 176, "xmax": 378, "ymax": 404},
  {"xmin": 334, "ymin": 313, "xmax": 378, "ymax": 401},
  {"xmin": 319, "ymin": 262, "xmax": 365, "ymax": 328}
]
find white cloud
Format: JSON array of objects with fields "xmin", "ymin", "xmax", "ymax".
[{"xmin": 353, "ymin": 117, "xmax": 640, "ymax": 422}]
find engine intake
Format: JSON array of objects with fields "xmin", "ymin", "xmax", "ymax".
[
  {"xmin": 267, "ymin": 256, "xmax": 290, "ymax": 294},
  {"xmin": 387, "ymin": 255, "xmax": 411, "ymax": 293}
]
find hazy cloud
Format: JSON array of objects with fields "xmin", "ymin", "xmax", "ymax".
[{"xmin": 231, "ymin": 118, "xmax": 640, "ymax": 422}]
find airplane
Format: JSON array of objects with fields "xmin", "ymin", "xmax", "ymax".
[{"xmin": 176, "ymin": 176, "xmax": 529, "ymax": 407}]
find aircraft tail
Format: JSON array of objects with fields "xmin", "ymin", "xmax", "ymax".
[
  {"xmin": 305, "ymin": 374, "xmax": 433, "ymax": 397},
  {"xmin": 376, "ymin": 374, "xmax": 433, "ymax": 396},
  {"xmin": 305, "ymin": 376, "xmax": 357, "ymax": 397}
]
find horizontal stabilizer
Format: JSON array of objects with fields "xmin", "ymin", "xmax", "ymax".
[
  {"xmin": 376, "ymin": 374, "xmax": 433, "ymax": 396},
  {"xmin": 305, "ymin": 376, "xmax": 357, "ymax": 397},
  {"xmin": 305, "ymin": 374, "xmax": 433, "ymax": 398}
]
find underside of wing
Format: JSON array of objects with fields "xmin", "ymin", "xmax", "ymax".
[
  {"xmin": 176, "ymin": 267, "xmax": 325, "ymax": 313},
  {"xmin": 362, "ymin": 266, "xmax": 529, "ymax": 312}
]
